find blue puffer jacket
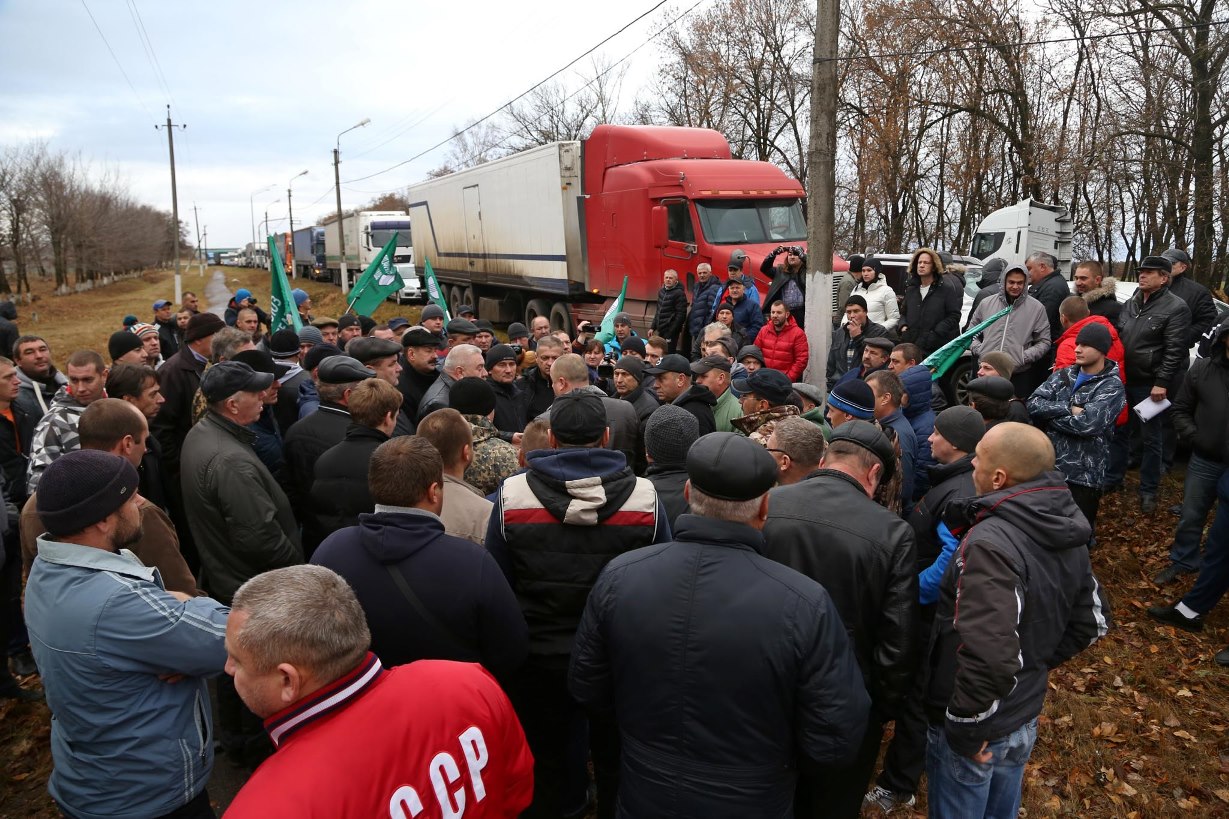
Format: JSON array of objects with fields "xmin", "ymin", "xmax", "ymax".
[
  {"xmin": 900, "ymin": 364, "xmax": 937, "ymax": 498},
  {"xmin": 1026, "ymin": 361, "xmax": 1126, "ymax": 489},
  {"xmin": 689, "ymin": 278, "xmax": 724, "ymax": 338},
  {"xmin": 25, "ymin": 538, "xmax": 229, "ymax": 819}
]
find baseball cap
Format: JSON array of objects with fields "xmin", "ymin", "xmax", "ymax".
[
  {"xmin": 644, "ymin": 354, "xmax": 691, "ymax": 376},
  {"xmin": 690, "ymin": 355, "xmax": 731, "ymax": 374},
  {"xmin": 732, "ymin": 368, "xmax": 792, "ymax": 405},
  {"xmin": 200, "ymin": 361, "xmax": 273, "ymax": 403},
  {"xmin": 153, "ymin": 299, "xmax": 172, "ymax": 310}
]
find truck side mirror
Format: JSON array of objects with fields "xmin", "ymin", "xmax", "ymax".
[{"xmin": 651, "ymin": 206, "xmax": 667, "ymax": 249}]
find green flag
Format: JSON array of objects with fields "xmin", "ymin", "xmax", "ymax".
[
  {"xmin": 347, "ymin": 231, "xmax": 404, "ymax": 316},
  {"xmin": 921, "ymin": 305, "xmax": 1012, "ymax": 378},
  {"xmin": 595, "ymin": 276, "xmax": 629, "ymax": 345},
  {"xmin": 267, "ymin": 236, "xmax": 303, "ymax": 334},
  {"xmin": 421, "ymin": 258, "xmax": 452, "ymax": 323}
]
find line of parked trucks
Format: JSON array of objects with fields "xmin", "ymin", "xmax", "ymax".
[{"xmin": 241, "ymin": 124, "xmax": 1073, "ymax": 331}]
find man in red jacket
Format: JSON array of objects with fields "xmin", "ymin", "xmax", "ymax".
[
  {"xmin": 225, "ymin": 564, "xmax": 534, "ymax": 819},
  {"xmin": 1053, "ymin": 296, "xmax": 1127, "ymax": 426},
  {"xmin": 754, "ymin": 300, "xmax": 810, "ymax": 381}
]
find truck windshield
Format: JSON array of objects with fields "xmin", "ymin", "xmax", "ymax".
[
  {"xmin": 370, "ymin": 228, "xmax": 412, "ymax": 249},
  {"xmin": 694, "ymin": 199, "xmax": 806, "ymax": 244},
  {"xmin": 971, "ymin": 231, "xmax": 1004, "ymax": 259}
]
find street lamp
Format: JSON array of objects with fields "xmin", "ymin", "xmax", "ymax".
[
  {"xmin": 262, "ymin": 197, "xmax": 281, "ymax": 271},
  {"xmin": 286, "ymin": 169, "xmax": 309, "ymax": 279},
  {"xmin": 249, "ymin": 183, "xmax": 275, "ymax": 266},
  {"xmin": 334, "ymin": 117, "xmax": 371, "ymax": 294}
]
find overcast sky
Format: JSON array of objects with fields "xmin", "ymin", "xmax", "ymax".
[{"xmin": 0, "ymin": 0, "xmax": 671, "ymax": 247}]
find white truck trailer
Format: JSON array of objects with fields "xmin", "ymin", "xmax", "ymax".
[
  {"xmin": 323, "ymin": 210, "xmax": 422, "ymax": 303},
  {"xmin": 970, "ymin": 198, "xmax": 1073, "ymax": 274}
]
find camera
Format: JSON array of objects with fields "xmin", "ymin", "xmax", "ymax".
[
  {"xmin": 508, "ymin": 343, "xmax": 523, "ymax": 356},
  {"xmin": 598, "ymin": 363, "xmax": 615, "ymax": 379}
]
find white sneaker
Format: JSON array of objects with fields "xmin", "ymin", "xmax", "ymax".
[{"xmin": 864, "ymin": 785, "xmax": 917, "ymax": 813}]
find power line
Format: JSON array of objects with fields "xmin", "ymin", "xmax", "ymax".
[
  {"xmin": 125, "ymin": 0, "xmax": 175, "ymax": 105},
  {"xmin": 343, "ymin": 0, "xmax": 673, "ymax": 185},
  {"xmin": 823, "ymin": 15, "xmax": 1229, "ymax": 63},
  {"xmin": 79, "ymin": 0, "xmax": 156, "ymax": 124},
  {"xmin": 347, "ymin": 101, "xmax": 451, "ymax": 159}
]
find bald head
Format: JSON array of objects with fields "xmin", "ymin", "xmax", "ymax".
[{"xmin": 973, "ymin": 422, "xmax": 1055, "ymax": 493}]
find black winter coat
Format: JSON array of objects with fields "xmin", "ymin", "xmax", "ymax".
[
  {"xmin": 274, "ymin": 369, "xmax": 309, "ymax": 434},
  {"xmin": 763, "ymin": 469, "xmax": 919, "ymax": 715},
  {"xmin": 908, "ymin": 455, "xmax": 975, "ymax": 572},
  {"xmin": 1173, "ymin": 322, "xmax": 1229, "ymax": 464},
  {"xmin": 311, "ymin": 423, "xmax": 389, "ymax": 539},
  {"xmin": 1119, "ymin": 285, "xmax": 1192, "ymax": 389},
  {"xmin": 156, "ymin": 316, "xmax": 180, "ymax": 359},
  {"xmin": 926, "ymin": 472, "xmax": 1109, "ymax": 756},
  {"xmin": 1168, "ymin": 274, "xmax": 1219, "ymax": 347},
  {"xmin": 517, "ymin": 367, "xmax": 555, "ymax": 421},
  {"xmin": 398, "ymin": 360, "xmax": 439, "ymax": 419},
  {"xmin": 283, "ymin": 402, "xmax": 351, "ymax": 556},
  {"xmin": 570, "ymin": 515, "xmax": 870, "ymax": 818},
  {"xmin": 651, "ymin": 283, "xmax": 688, "ymax": 341},
  {"xmin": 150, "ymin": 345, "xmax": 205, "ymax": 475},
  {"xmin": 489, "ymin": 377, "xmax": 528, "ymax": 434},
  {"xmin": 672, "ymin": 384, "xmax": 717, "ymax": 436},
  {"xmin": 0, "ymin": 303, "xmax": 18, "ymax": 360},
  {"xmin": 900, "ymin": 273, "xmax": 963, "ymax": 355},
  {"xmin": 312, "ymin": 508, "xmax": 528, "ymax": 677},
  {"xmin": 1029, "ymin": 270, "xmax": 1071, "ymax": 340},
  {"xmin": 826, "ymin": 320, "xmax": 889, "ymax": 390},
  {"xmin": 644, "ymin": 463, "xmax": 688, "ymax": 530}
]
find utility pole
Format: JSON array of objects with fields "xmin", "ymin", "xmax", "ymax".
[
  {"xmin": 156, "ymin": 105, "xmax": 186, "ymax": 305},
  {"xmin": 287, "ymin": 170, "xmax": 308, "ymax": 280},
  {"xmin": 202, "ymin": 228, "xmax": 208, "ymax": 278},
  {"xmin": 192, "ymin": 203, "xmax": 204, "ymax": 278},
  {"xmin": 335, "ymin": 118, "xmax": 371, "ymax": 295},
  {"xmin": 803, "ymin": 0, "xmax": 839, "ymax": 394}
]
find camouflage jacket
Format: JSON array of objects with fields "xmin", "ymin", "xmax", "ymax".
[
  {"xmin": 27, "ymin": 387, "xmax": 87, "ymax": 494},
  {"xmin": 463, "ymin": 415, "xmax": 521, "ymax": 496},
  {"xmin": 730, "ymin": 404, "xmax": 800, "ymax": 446}
]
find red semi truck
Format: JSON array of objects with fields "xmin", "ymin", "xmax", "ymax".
[{"xmin": 406, "ymin": 124, "xmax": 846, "ymax": 331}]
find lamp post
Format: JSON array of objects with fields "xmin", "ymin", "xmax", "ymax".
[
  {"xmin": 334, "ymin": 117, "xmax": 371, "ymax": 295},
  {"xmin": 286, "ymin": 169, "xmax": 308, "ymax": 279},
  {"xmin": 262, "ymin": 197, "xmax": 281, "ymax": 271},
  {"xmin": 249, "ymin": 184, "xmax": 275, "ymax": 266}
]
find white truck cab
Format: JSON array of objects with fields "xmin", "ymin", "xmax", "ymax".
[{"xmin": 970, "ymin": 198, "xmax": 1073, "ymax": 275}]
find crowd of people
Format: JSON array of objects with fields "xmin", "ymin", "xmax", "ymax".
[{"xmin": 0, "ymin": 239, "xmax": 1221, "ymax": 818}]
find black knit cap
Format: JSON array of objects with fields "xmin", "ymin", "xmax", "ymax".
[
  {"xmin": 108, "ymin": 330, "xmax": 144, "ymax": 361},
  {"xmin": 485, "ymin": 344, "xmax": 518, "ymax": 368},
  {"xmin": 269, "ymin": 329, "xmax": 300, "ymax": 359},
  {"xmin": 302, "ymin": 343, "xmax": 343, "ymax": 373},
  {"xmin": 450, "ymin": 376, "xmax": 497, "ymax": 416},
  {"xmin": 37, "ymin": 450, "xmax": 139, "ymax": 537}
]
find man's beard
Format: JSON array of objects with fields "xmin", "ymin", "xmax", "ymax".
[{"xmin": 112, "ymin": 514, "xmax": 144, "ymax": 552}]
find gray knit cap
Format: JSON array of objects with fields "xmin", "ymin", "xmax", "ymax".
[{"xmin": 644, "ymin": 405, "xmax": 700, "ymax": 467}]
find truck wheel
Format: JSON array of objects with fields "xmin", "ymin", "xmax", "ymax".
[
  {"xmin": 526, "ymin": 299, "xmax": 551, "ymax": 328},
  {"xmin": 447, "ymin": 286, "xmax": 463, "ymax": 314},
  {"xmin": 462, "ymin": 287, "xmax": 475, "ymax": 314},
  {"xmin": 550, "ymin": 302, "xmax": 573, "ymax": 334},
  {"xmin": 942, "ymin": 357, "xmax": 975, "ymax": 406}
]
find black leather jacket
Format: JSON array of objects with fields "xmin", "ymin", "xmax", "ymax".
[
  {"xmin": 763, "ymin": 468, "xmax": 918, "ymax": 716},
  {"xmin": 1118, "ymin": 285, "xmax": 1192, "ymax": 389},
  {"xmin": 1173, "ymin": 322, "xmax": 1229, "ymax": 463}
]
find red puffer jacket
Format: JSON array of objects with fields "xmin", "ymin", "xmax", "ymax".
[
  {"xmin": 753, "ymin": 316, "xmax": 810, "ymax": 381},
  {"xmin": 1053, "ymin": 315, "xmax": 1128, "ymax": 425}
]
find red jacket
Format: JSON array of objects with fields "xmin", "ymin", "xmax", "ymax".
[
  {"xmin": 753, "ymin": 316, "xmax": 810, "ymax": 381},
  {"xmin": 1053, "ymin": 315, "xmax": 1128, "ymax": 425},
  {"xmin": 226, "ymin": 655, "xmax": 534, "ymax": 818}
]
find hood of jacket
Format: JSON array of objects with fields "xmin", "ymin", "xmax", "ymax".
[
  {"xmin": 355, "ymin": 508, "xmax": 449, "ymax": 564},
  {"xmin": 49, "ymin": 385, "xmax": 88, "ymax": 412},
  {"xmin": 1080, "ymin": 276, "xmax": 1118, "ymax": 305},
  {"xmin": 17, "ymin": 365, "xmax": 65, "ymax": 394},
  {"xmin": 1200, "ymin": 320, "xmax": 1229, "ymax": 363},
  {"xmin": 524, "ymin": 447, "xmax": 637, "ymax": 522},
  {"xmin": 852, "ymin": 276, "xmax": 888, "ymax": 293},
  {"xmin": 674, "ymin": 383, "xmax": 717, "ymax": 410},
  {"xmin": 899, "ymin": 364, "xmax": 934, "ymax": 420},
  {"xmin": 926, "ymin": 453, "xmax": 974, "ymax": 485},
  {"xmin": 907, "ymin": 248, "xmax": 947, "ymax": 282},
  {"xmin": 947, "ymin": 470, "xmax": 1091, "ymax": 552}
]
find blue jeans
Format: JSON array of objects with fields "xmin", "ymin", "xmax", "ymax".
[
  {"xmin": 1183, "ymin": 469, "xmax": 1229, "ymax": 614},
  {"xmin": 926, "ymin": 719, "xmax": 1038, "ymax": 819},
  {"xmin": 1169, "ymin": 453, "xmax": 1226, "ymax": 571},
  {"xmin": 1121, "ymin": 385, "xmax": 1165, "ymax": 496}
]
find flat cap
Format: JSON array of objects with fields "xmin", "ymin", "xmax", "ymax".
[
  {"xmin": 346, "ymin": 336, "xmax": 401, "ymax": 363},
  {"xmin": 690, "ymin": 354, "xmax": 731, "ymax": 374},
  {"xmin": 312, "ymin": 316, "xmax": 340, "ymax": 329},
  {"xmin": 456, "ymin": 304, "xmax": 475, "ymax": 316},
  {"xmin": 644, "ymin": 353, "xmax": 690, "ymax": 375},
  {"xmin": 1161, "ymin": 248, "xmax": 1191, "ymax": 266},
  {"xmin": 421, "ymin": 304, "xmax": 446, "ymax": 321},
  {"xmin": 317, "ymin": 355, "xmax": 375, "ymax": 384},
  {"xmin": 792, "ymin": 382, "xmax": 825, "ymax": 407},
  {"xmin": 388, "ymin": 317, "xmax": 410, "ymax": 331},
  {"xmin": 686, "ymin": 432, "xmax": 777, "ymax": 501},
  {"xmin": 200, "ymin": 361, "xmax": 273, "ymax": 403},
  {"xmin": 474, "ymin": 319, "xmax": 495, "ymax": 333},
  {"xmin": 830, "ymin": 420, "xmax": 896, "ymax": 482},
  {"xmin": 551, "ymin": 390, "xmax": 608, "ymax": 445},
  {"xmin": 732, "ymin": 368, "xmax": 793, "ymax": 405},
  {"xmin": 966, "ymin": 375, "xmax": 1015, "ymax": 401},
  {"xmin": 1138, "ymin": 255, "xmax": 1172, "ymax": 274},
  {"xmin": 446, "ymin": 318, "xmax": 479, "ymax": 335},
  {"xmin": 864, "ymin": 336, "xmax": 895, "ymax": 352},
  {"xmin": 402, "ymin": 327, "xmax": 443, "ymax": 349}
]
